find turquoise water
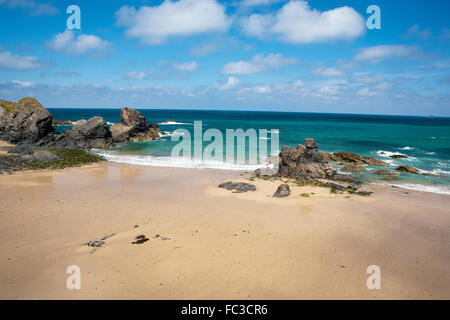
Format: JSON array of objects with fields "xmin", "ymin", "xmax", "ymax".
[{"xmin": 49, "ymin": 108, "xmax": 450, "ymax": 194}]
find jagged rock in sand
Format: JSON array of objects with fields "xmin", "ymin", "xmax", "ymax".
[
  {"xmin": 395, "ymin": 165, "xmax": 420, "ymax": 174},
  {"xmin": 110, "ymin": 108, "xmax": 161, "ymax": 143},
  {"xmin": 273, "ymin": 183, "xmax": 291, "ymax": 197},
  {"xmin": 340, "ymin": 163, "xmax": 366, "ymax": 172},
  {"xmin": 278, "ymin": 138, "xmax": 336, "ymax": 179},
  {"xmin": 132, "ymin": 234, "xmax": 149, "ymax": 244},
  {"xmin": 0, "ymin": 98, "xmax": 54, "ymax": 144},
  {"xmin": 219, "ymin": 181, "xmax": 256, "ymax": 192},
  {"xmin": 324, "ymin": 182, "xmax": 346, "ymax": 190},
  {"xmin": 52, "ymin": 120, "xmax": 72, "ymax": 126},
  {"xmin": 320, "ymin": 151, "xmax": 388, "ymax": 167},
  {"xmin": 55, "ymin": 116, "xmax": 114, "ymax": 149},
  {"xmin": 390, "ymin": 154, "xmax": 408, "ymax": 159}
]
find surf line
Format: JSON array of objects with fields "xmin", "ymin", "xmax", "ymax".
[{"xmin": 181, "ymin": 304, "xmax": 215, "ymax": 318}]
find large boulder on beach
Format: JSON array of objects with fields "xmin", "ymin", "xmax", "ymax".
[
  {"xmin": 273, "ymin": 183, "xmax": 291, "ymax": 197},
  {"xmin": 59, "ymin": 116, "xmax": 114, "ymax": 149},
  {"xmin": 0, "ymin": 98, "xmax": 54, "ymax": 144},
  {"xmin": 278, "ymin": 138, "xmax": 336, "ymax": 179},
  {"xmin": 110, "ymin": 108, "xmax": 161, "ymax": 143}
]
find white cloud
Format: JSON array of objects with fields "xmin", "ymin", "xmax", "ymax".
[
  {"xmin": 48, "ymin": 30, "xmax": 110, "ymax": 55},
  {"xmin": 241, "ymin": 0, "xmax": 365, "ymax": 43},
  {"xmin": 125, "ymin": 71, "xmax": 151, "ymax": 80},
  {"xmin": 311, "ymin": 67, "xmax": 345, "ymax": 77},
  {"xmin": 222, "ymin": 53, "xmax": 299, "ymax": 75},
  {"xmin": 0, "ymin": 50, "xmax": 45, "ymax": 69},
  {"xmin": 115, "ymin": 0, "xmax": 230, "ymax": 44},
  {"xmin": 240, "ymin": 0, "xmax": 284, "ymax": 7},
  {"xmin": 172, "ymin": 61, "xmax": 198, "ymax": 72},
  {"xmin": 0, "ymin": 0, "xmax": 58, "ymax": 16},
  {"xmin": 253, "ymin": 85, "xmax": 272, "ymax": 93},
  {"xmin": 354, "ymin": 45, "xmax": 416, "ymax": 62},
  {"xmin": 11, "ymin": 80, "xmax": 35, "ymax": 87},
  {"xmin": 214, "ymin": 76, "xmax": 240, "ymax": 90},
  {"xmin": 356, "ymin": 87, "xmax": 376, "ymax": 96}
]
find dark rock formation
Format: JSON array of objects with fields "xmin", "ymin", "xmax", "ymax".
[
  {"xmin": 395, "ymin": 165, "xmax": 420, "ymax": 174},
  {"xmin": 219, "ymin": 181, "xmax": 256, "ymax": 192},
  {"xmin": 110, "ymin": 108, "xmax": 161, "ymax": 143},
  {"xmin": 273, "ymin": 183, "xmax": 291, "ymax": 197},
  {"xmin": 278, "ymin": 138, "xmax": 336, "ymax": 179},
  {"xmin": 0, "ymin": 98, "xmax": 53, "ymax": 144},
  {"xmin": 55, "ymin": 116, "xmax": 114, "ymax": 149},
  {"xmin": 340, "ymin": 163, "xmax": 366, "ymax": 172},
  {"xmin": 320, "ymin": 151, "xmax": 388, "ymax": 167},
  {"xmin": 390, "ymin": 154, "xmax": 408, "ymax": 159}
]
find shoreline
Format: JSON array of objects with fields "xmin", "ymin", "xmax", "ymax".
[{"xmin": 0, "ymin": 161, "xmax": 449, "ymax": 299}]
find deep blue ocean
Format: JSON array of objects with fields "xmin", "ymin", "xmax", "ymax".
[{"xmin": 49, "ymin": 108, "xmax": 450, "ymax": 194}]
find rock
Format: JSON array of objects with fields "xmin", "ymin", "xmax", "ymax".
[
  {"xmin": 84, "ymin": 240, "xmax": 105, "ymax": 247},
  {"xmin": 219, "ymin": 181, "xmax": 256, "ymax": 192},
  {"xmin": 390, "ymin": 154, "xmax": 408, "ymax": 159},
  {"xmin": 31, "ymin": 150, "xmax": 60, "ymax": 162},
  {"xmin": 0, "ymin": 97, "xmax": 54, "ymax": 144},
  {"xmin": 273, "ymin": 183, "xmax": 291, "ymax": 197},
  {"xmin": 421, "ymin": 173, "xmax": 447, "ymax": 178},
  {"xmin": 384, "ymin": 175, "xmax": 398, "ymax": 180},
  {"xmin": 341, "ymin": 164, "xmax": 366, "ymax": 172},
  {"xmin": 331, "ymin": 152, "xmax": 388, "ymax": 167},
  {"xmin": 52, "ymin": 120, "xmax": 72, "ymax": 126},
  {"xmin": 73, "ymin": 119, "xmax": 87, "ymax": 126},
  {"xmin": 7, "ymin": 144, "xmax": 35, "ymax": 155},
  {"xmin": 60, "ymin": 116, "xmax": 114, "ymax": 149},
  {"xmin": 324, "ymin": 182, "xmax": 346, "ymax": 190},
  {"xmin": 278, "ymin": 139, "xmax": 336, "ymax": 179},
  {"xmin": 332, "ymin": 173, "xmax": 355, "ymax": 182},
  {"xmin": 355, "ymin": 191, "xmax": 373, "ymax": 196},
  {"xmin": 395, "ymin": 165, "xmax": 420, "ymax": 174},
  {"xmin": 372, "ymin": 170, "xmax": 394, "ymax": 175},
  {"xmin": 132, "ymin": 235, "xmax": 149, "ymax": 244},
  {"xmin": 110, "ymin": 108, "xmax": 161, "ymax": 143}
]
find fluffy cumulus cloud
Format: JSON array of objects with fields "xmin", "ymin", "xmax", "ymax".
[
  {"xmin": 240, "ymin": 0, "xmax": 284, "ymax": 8},
  {"xmin": 354, "ymin": 45, "xmax": 417, "ymax": 62},
  {"xmin": 222, "ymin": 53, "xmax": 299, "ymax": 75},
  {"xmin": 172, "ymin": 61, "xmax": 198, "ymax": 72},
  {"xmin": 115, "ymin": 0, "xmax": 230, "ymax": 45},
  {"xmin": 48, "ymin": 30, "xmax": 110, "ymax": 55},
  {"xmin": 241, "ymin": 0, "xmax": 365, "ymax": 43},
  {"xmin": 0, "ymin": 50, "xmax": 46, "ymax": 70},
  {"xmin": 0, "ymin": 0, "xmax": 58, "ymax": 16},
  {"xmin": 311, "ymin": 67, "xmax": 345, "ymax": 77},
  {"xmin": 214, "ymin": 76, "xmax": 240, "ymax": 90},
  {"xmin": 124, "ymin": 71, "xmax": 151, "ymax": 81}
]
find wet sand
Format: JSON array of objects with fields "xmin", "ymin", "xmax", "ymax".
[{"xmin": 0, "ymin": 162, "xmax": 449, "ymax": 299}]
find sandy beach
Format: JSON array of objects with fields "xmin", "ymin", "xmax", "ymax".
[{"xmin": 0, "ymin": 161, "xmax": 449, "ymax": 299}]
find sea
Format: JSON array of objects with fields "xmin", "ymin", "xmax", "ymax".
[{"xmin": 48, "ymin": 108, "xmax": 450, "ymax": 195}]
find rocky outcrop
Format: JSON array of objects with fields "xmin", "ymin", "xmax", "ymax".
[
  {"xmin": 372, "ymin": 170, "xmax": 394, "ymax": 175},
  {"xmin": 52, "ymin": 120, "xmax": 72, "ymax": 126},
  {"xmin": 320, "ymin": 151, "xmax": 388, "ymax": 167},
  {"xmin": 390, "ymin": 154, "xmax": 407, "ymax": 159},
  {"xmin": 395, "ymin": 165, "xmax": 419, "ymax": 174},
  {"xmin": 0, "ymin": 98, "xmax": 53, "ymax": 144},
  {"xmin": 278, "ymin": 138, "xmax": 336, "ymax": 179},
  {"xmin": 59, "ymin": 116, "xmax": 114, "ymax": 149},
  {"xmin": 273, "ymin": 183, "xmax": 291, "ymax": 197},
  {"xmin": 110, "ymin": 108, "xmax": 161, "ymax": 143},
  {"xmin": 340, "ymin": 164, "xmax": 366, "ymax": 172}
]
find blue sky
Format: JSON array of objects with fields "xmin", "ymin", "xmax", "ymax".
[{"xmin": 0, "ymin": 0, "xmax": 449, "ymax": 116}]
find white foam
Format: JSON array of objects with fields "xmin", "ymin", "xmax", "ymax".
[
  {"xmin": 398, "ymin": 146, "xmax": 414, "ymax": 150},
  {"xmin": 158, "ymin": 121, "xmax": 192, "ymax": 125},
  {"xmin": 95, "ymin": 152, "xmax": 270, "ymax": 171},
  {"xmin": 390, "ymin": 183, "xmax": 450, "ymax": 195},
  {"xmin": 377, "ymin": 150, "xmax": 405, "ymax": 158}
]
